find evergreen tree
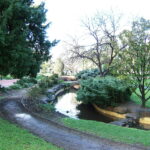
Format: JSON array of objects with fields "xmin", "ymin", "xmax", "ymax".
[{"xmin": 0, "ymin": 0, "xmax": 57, "ymax": 78}]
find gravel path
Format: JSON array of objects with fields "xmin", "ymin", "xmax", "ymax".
[
  {"xmin": 0, "ymin": 79, "xmax": 18, "ymax": 87},
  {"xmin": 0, "ymin": 97, "xmax": 147, "ymax": 150}
]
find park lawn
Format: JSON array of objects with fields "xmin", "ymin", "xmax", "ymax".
[
  {"xmin": 0, "ymin": 118, "xmax": 61, "ymax": 150},
  {"xmin": 62, "ymin": 118, "xmax": 150, "ymax": 147}
]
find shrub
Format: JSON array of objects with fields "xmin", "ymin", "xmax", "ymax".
[
  {"xmin": 26, "ymin": 86, "xmax": 44, "ymax": 111},
  {"xmin": 0, "ymin": 85, "xmax": 6, "ymax": 92},
  {"xmin": 76, "ymin": 68, "xmax": 100, "ymax": 80},
  {"xmin": 9, "ymin": 76, "xmax": 37, "ymax": 89},
  {"xmin": 16, "ymin": 77, "xmax": 37, "ymax": 87},
  {"xmin": 77, "ymin": 76, "xmax": 132, "ymax": 107},
  {"xmin": 1, "ymin": 75, "xmax": 13, "ymax": 79},
  {"xmin": 27, "ymin": 86, "xmax": 43, "ymax": 99},
  {"xmin": 38, "ymin": 74, "xmax": 59, "ymax": 89},
  {"xmin": 36, "ymin": 75, "xmax": 46, "ymax": 81},
  {"xmin": 26, "ymin": 74, "xmax": 60, "ymax": 112},
  {"xmin": 8, "ymin": 84, "xmax": 22, "ymax": 89},
  {"xmin": 39, "ymin": 103, "xmax": 55, "ymax": 112}
]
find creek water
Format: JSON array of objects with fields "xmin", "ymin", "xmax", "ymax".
[{"xmin": 55, "ymin": 91, "xmax": 114, "ymax": 123}]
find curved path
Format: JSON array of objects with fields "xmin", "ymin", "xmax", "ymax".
[{"xmin": 0, "ymin": 98, "xmax": 147, "ymax": 150}]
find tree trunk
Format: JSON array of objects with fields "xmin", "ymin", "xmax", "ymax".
[
  {"xmin": 141, "ymin": 84, "xmax": 146, "ymax": 107},
  {"xmin": 141, "ymin": 99, "xmax": 146, "ymax": 107}
]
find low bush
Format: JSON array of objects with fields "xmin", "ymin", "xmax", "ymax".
[
  {"xmin": 36, "ymin": 74, "xmax": 46, "ymax": 81},
  {"xmin": 26, "ymin": 74, "xmax": 60, "ymax": 111},
  {"xmin": 76, "ymin": 68, "xmax": 100, "ymax": 80},
  {"xmin": 8, "ymin": 84, "xmax": 22, "ymax": 89},
  {"xmin": 9, "ymin": 76, "xmax": 37, "ymax": 89},
  {"xmin": 39, "ymin": 103, "xmax": 55, "ymax": 112},
  {"xmin": 27, "ymin": 86, "xmax": 56, "ymax": 112},
  {"xmin": 0, "ymin": 85, "xmax": 6, "ymax": 92},
  {"xmin": 26, "ymin": 86, "xmax": 44, "ymax": 111},
  {"xmin": 27, "ymin": 86, "xmax": 43, "ymax": 99},
  {"xmin": 38, "ymin": 74, "xmax": 59, "ymax": 89},
  {"xmin": 77, "ymin": 76, "xmax": 131, "ymax": 107},
  {"xmin": 1, "ymin": 75, "xmax": 13, "ymax": 79},
  {"xmin": 17, "ymin": 77, "xmax": 37, "ymax": 87}
]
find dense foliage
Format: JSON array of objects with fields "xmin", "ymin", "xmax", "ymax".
[
  {"xmin": 9, "ymin": 76, "xmax": 37, "ymax": 89},
  {"xmin": 0, "ymin": 0, "xmax": 57, "ymax": 78},
  {"xmin": 76, "ymin": 68, "xmax": 100, "ymax": 80},
  {"xmin": 26, "ymin": 74, "xmax": 59, "ymax": 111},
  {"xmin": 77, "ymin": 76, "xmax": 131, "ymax": 107},
  {"xmin": 38, "ymin": 74, "xmax": 59, "ymax": 89}
]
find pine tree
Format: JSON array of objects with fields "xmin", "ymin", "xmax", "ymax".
[{"xmin": 0, "ymin": 0, "xmax": 57, "ymax": 78}]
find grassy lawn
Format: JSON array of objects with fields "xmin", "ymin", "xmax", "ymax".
[
  {"xmin": 62, "ymin": 118, "xmax": 150, "ymax": 147},
  {"xmin": 0, "ymin": 118, "xmax": 61, "ymax": 150}
]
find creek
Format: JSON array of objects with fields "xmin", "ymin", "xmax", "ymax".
[
  {"xmin": 55, "ymin": 91, "xmax": 114, "ymax": 123},
  {"xmin": 54, "ymin": 90, "xmax": 150, "ymax": 130}
]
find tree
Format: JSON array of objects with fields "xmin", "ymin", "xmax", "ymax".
[
  {"xmin": 53, "ymin": 58, "xmax": 64, "ymax": 76},
  {"xmin": 0, "ymin": 0, "xmax": 57, "ymax": 78},
  {"xmin": 66, "ymin": 12, "xmax": 126, "ymax": 76},
  {"xmin": 119, "ymin": 18, "xmax": 150, "ymax": 107},
  {"xmin": 61, "ymin": 46, "xmax": 96, "ymax": 75},
  {"xmin": 39, "ymin": 59, "xmax": 53, "ymax": 76}
]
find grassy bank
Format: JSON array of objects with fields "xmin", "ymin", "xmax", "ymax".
[
  {"xmin": 0, "ymin": 118, "xmax": 61, "ymax": 150},
  {"xmin": 62, "ymin": 118, "xmax": 150, "ymax": 147}
]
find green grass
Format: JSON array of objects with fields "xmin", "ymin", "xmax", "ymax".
[
  {"xmin": 0, "ymin": 96, "xmax": 5, "ymax": 101},
  {"xmin": 62, "ymin": 118, "xmax": 150, "ymax": 147},
  {"xmin": 131, "ymin": 88, "xmax": 150, "ymax": 107},
  {"xmin": 0, "ymin": 118, "xmax": 61, "ymax": 150}
]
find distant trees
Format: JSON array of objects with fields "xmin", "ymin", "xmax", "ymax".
[
  {"xmin": 0, "ymin": 0, "xmax": 57, "ymax": 78},
  {"xmin": 67, "ymin": 12, "xmax": 126, "ymax": 76},
  {"xmin": 53, "ymin": 58, "xmax": 64, "ymax": 76},
  {"xmin": 118, "ymin": 18, "xmax": 150, "ymax": 107},
  {"xmin": 39, "ymin": 60, "xmax": 53, "ymax": 76}
]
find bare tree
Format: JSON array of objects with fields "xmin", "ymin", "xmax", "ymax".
[
  {"xmin": 66, "ymin": 12, "xmax": 127, "ymax": 76},
  {"xmin": 62, "ymin": 39, "xmax": 96, "ymax": 75}
]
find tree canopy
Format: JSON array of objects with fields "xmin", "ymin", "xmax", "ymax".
[
  {"xmin": 0, "ymin": 0, "xmax": 57, "ymax": 78},
  {"xmin": 66, "ymin": 12, "xmax": 126, "ymax": 76},
  {"xmin": 117, "ymin": 18, "xmax": 150, "ymax": 107}
]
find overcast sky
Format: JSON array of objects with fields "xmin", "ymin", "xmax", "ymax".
[{"xmin": 34, "ymin": 0, "xmax": 150, "ymax": 58}]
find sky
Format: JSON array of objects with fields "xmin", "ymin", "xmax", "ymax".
[{"xmin": 34, "ymin": 0, "xmax": 150, "ymax": 58}]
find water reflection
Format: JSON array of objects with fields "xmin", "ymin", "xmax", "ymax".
[
  {"xmin": 55, "ymin": 92, "xmax": 81, "ymax": 119},
  {"xmin": 15, "ymin": 113, "xmax": 32, "ymax": 120},
  {"xmin": 55, "ymin": 92, "xmax": 113, "ymax": 123}
]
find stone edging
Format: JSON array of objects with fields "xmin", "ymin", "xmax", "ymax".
[
  {"xmin": 40, "ymin": 81, "xmax": 79, "ymax": 104},
  {"xmin": 93, "ymin": 104, "xmax": 126, "ymax": 120},
  {"xmin": 139, "ymin": 117, "xmax": 150, "ymax": 125},
  {"xmin": 93, "ymin": 104, "xmax": 150, "ymax": 126}
]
